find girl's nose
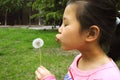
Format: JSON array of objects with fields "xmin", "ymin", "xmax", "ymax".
[{"xmin": 58, "ymin": 25, "xmax": 63, "ymax": 34}]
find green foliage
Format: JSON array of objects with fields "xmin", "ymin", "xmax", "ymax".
[
  {"xmin": 0, "ymin": 0, "xmax": 23, "ymax": 25},
  {"xmin": 32, "ymin": 0, "xmax": 68, "ymax": 25},
  {"xmin": 0, "ymin": 0, "xmax": 23, "ymax": 14},
  {"xmin": 32, "ymin": 0, "xmax": 54, "ymax": 11}
]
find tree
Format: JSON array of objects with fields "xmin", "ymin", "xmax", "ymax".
[
  {"xmin": 0, "ymin": 0, "xmax": 23, "ymax": 26},
  {"xmin": 31, "ymin": 0, "xmax": 68, "ymax": 26},
  {"xmin": 22, "ymin": 0, "xmax": 34, "ymax": 26}
]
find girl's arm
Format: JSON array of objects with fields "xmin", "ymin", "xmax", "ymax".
[{"xmin": 35, "ymin": 66, "xmax": 56, "ymax": 80}]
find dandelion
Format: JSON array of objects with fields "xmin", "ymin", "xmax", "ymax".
[
  {"xmin": 32, "ymin": 38, "xmax": 44, "ymax": 65},
  {"xmin": 32, "ymin": 38, "xmax": 44, "ymax": 48}
]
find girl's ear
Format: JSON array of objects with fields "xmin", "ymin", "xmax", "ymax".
[{"xmin": 85, "ymin": 25, "xmax": 100, "ymax": 42}]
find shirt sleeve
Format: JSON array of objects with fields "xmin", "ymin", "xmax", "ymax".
[{"xmin": 42, "ymin": 75, "xmax": 56, "ymax": 80}]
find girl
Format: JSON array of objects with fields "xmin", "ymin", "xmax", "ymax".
[{"xmin": 35, "ymin": 0, "xmax": 120, "ymax": 80}]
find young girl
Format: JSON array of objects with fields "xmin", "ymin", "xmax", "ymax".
[{"xmin": 35, "ymin": 0, "xmax": 120, "ymax": 80}]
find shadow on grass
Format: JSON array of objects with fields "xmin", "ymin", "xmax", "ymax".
[{"xmin": 0, "ymin": 52, "xmax": 5, "ymax": 56}]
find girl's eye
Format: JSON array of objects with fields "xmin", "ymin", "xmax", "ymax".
[{"xmin": 64, "ymin": 24, "xmax": 68, "ymax": 27}]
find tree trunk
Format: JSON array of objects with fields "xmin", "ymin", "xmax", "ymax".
[
  {"xmin": 5, "ymin": 11, "xmax": 7, "ymax": 26},
  {"xmin": 29, "ymin": 7, "xmax": 32, "ymax": 27},
  {"xmin": 38, "ymin": 10, "xmax": 41, "ymax": 25},
  {"xmin": 38, "ymin": 18, "xmax": 41, "ymax": 25}
]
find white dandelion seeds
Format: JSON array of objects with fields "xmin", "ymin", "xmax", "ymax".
[
  {"xmin": 32, "ymin": 38, "xmax": 44, "ymax": 48},
  {"xmin": 32, "ymin": 38, "xmax": 44, "ymax": 65}
]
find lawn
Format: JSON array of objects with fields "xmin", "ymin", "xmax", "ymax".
[{"xmin": 0, "ymin": 28, "xmax": 119, "ymax": 80}]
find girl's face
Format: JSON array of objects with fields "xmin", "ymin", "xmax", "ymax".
[{"xmin": 56, "ymin": 4, "xmax": 87, "ymax": 51}]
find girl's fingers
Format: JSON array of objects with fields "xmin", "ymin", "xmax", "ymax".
[
  {"xmin": 35, "ymin": 66, "xmax": 52, "ymax": 80},
  {"xmin": 35, "ymin": 70, "xmax": 41, "ymax": 79},
  {"xmin": 40, "ymin": 66, "xmax": 51, "ymax": 74},
  {"xmin": 35, "ymin": 76, "xmax": 39, "ymax": 80},
  {"xmin": 38, "ymin": 67, "xmax": 46, "ymax": 75}
]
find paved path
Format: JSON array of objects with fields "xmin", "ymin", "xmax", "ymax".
[
  {"xmin": 29, "ymin": 25, "xmax": 59, "ymax": 30},
  {"xmin": 0, "ymin": 25, "xmax": 59, "ymax": 30}
]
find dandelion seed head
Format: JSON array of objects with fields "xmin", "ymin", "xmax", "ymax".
[{"xmin": 32, "ymin": 38, "xmax": 44, "ymax": 48}]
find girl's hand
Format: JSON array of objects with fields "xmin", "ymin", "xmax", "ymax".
[{"xmin": 35, "ymin": 66, "xmax": 55, "ymax": 80}]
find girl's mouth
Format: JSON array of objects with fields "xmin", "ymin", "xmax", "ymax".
[
  {"xmin": 56, "ymin": 37, "xmax": 59, "ymax": 42},
  {"xmin": 56, "ymin": 34, "xmax": 61, "ymax": 43}
]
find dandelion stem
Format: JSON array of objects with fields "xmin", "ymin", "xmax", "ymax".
[{"xmin": 39, "ymin": 48, "xmax": 42, "ymax": 65}]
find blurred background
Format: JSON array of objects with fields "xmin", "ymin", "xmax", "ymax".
[{"xmin": 0, "ymin": 0, "xmax": 68, "ymax": 27}]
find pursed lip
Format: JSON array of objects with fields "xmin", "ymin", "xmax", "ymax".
[{"xmin": 56, "ymin": 34, "xmax": 61, "ymax": 43}]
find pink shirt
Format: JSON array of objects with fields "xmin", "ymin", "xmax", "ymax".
[
  {"xmin": 64, "ymin": 54, "xmax": 120, "ymax": 80},
  {"xmin": 43, "ymin": 54, "xmax": 120, "ymax": 80}
]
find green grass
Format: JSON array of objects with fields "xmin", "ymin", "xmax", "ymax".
[
  {"xmin": 0, "ymin": 28, "xmax": 120, "ymax": 80},
  {"xmin": 0, "ymin": 28, "xmax": 77, "ymax": 80}
]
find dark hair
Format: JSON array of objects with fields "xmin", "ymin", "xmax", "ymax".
[
  {"xmin": 67, "ymin": 0, "xmax": 120, "ymax": 61},
  {"xmin": 108, "ymin": 23, "xmax": 120, "ymax": 61}
]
